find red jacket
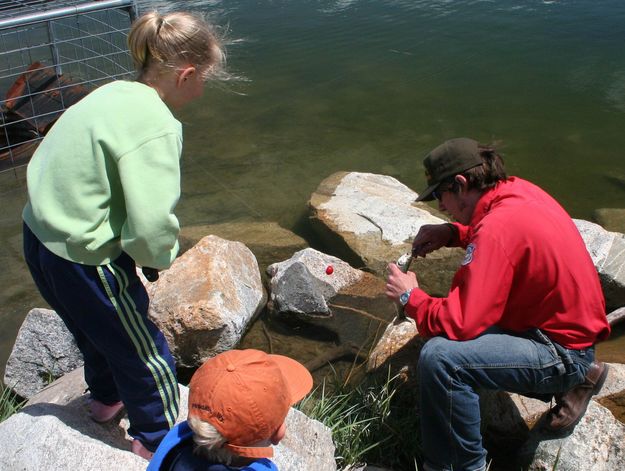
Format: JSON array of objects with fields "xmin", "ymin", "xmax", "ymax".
[{"xmin": 405, "ymin": 177, "xmax": 610, "ymax": 349}]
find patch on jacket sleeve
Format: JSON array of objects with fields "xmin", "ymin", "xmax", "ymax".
[{"xmin": 462, "ymin": 243, "xmax": 475, "ymax": 266}]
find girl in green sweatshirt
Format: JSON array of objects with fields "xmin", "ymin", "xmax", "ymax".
[{"xmin": 22, "ymin": 10, "xmax": 224, "ymax": 460}]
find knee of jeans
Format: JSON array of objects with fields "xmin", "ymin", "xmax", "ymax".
[{"xmin": 418, "ymin": 337, "xmax": 451, "ymax": 376}]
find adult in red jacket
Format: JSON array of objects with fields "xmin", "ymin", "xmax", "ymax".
[{"xmin": 386, "ymin": 138, "xmax": 610, "ymax": 471}]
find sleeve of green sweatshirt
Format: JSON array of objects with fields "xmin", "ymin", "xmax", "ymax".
[{"xmin": 117, "ymin": 132, "xmax": 183, "ymax": 270}]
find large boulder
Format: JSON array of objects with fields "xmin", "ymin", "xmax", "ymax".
[
  {"xmin": 276, "ymin": 407, "xmax": 337, "ymax": 471},
  {"xmin": 308, "ymin": 171, "xmax": 463, "ymax": 295},
  {"xmin": 148, "ymin": 235, "xmax": 267, "ymax": 369},
  {"xmin": 4, "ymin": 308, "xmax": 83, "ymax": 399},
  {"xmin": 480, "ymin": 363, "xmax": 625, "ymax": 453},
  {"xmin": 480, "ymin": 364, "xmax": 625, "ymax": 468},
  {"xmin": 178, "ymin": 221, "xmax": 308, "ymax": 275},
  {"xmin": 367, "ymin": 319, "xmax": 625, "ymax": 467},
  {"xmin": 518, "ymin": 401, "xmax": 625, "ymax": 470},
  {"xmin": 266, "ymin": 248, "xmax": 397, "ymax": 349},
  {"xmin": 0, "ymin": 368, "xmax": 336, "ymax": 471},
  {"xmin": 574, "ymin": 219, "xmax": 625, "ymax": 310},
  {"xmin": 366, "ymin": 317, "xmax": 425, "ymax": 386}
]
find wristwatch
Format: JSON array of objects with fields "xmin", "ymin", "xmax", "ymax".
[{"xmin": 399, "ymin": 289, "xmax": 412, "ymax": 306}]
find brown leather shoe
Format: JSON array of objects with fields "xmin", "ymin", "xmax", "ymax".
[{"xmin": 544, "ymin": 360, "xmax": 609, "ymax": 432}]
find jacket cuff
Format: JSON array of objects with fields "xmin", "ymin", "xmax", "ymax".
[
  {"xmin": 450, "ymin": 222, "xmax": 470, "ymax": 248},
  {"xmin": 403, "ymin": 288, "xmax": 429, "ymax": 321}
]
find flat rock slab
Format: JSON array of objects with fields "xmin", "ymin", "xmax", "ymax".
[
  {"xmin": 4, "ymin": 308, "xmax": 83, "ymax": 399},
  {"xmin": 309, "ymin": 172, "xmax": 441, "ymax": 270},
  {"xmin": 3, "ymin": 367, "xmax": 336, "ymax": 471}
]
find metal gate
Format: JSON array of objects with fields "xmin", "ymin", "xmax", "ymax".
[{"xmin": 0, "ymin": 0, "xmax": 138, "ymax": 174}]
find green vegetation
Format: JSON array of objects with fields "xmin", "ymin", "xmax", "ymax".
[
  {"xmin": 0, "ymin": 383, "xmax": 25, "ymax": 423},
  {"xmin": 298, "ymin": 367, "xmax": 422, "ymax": 470}
]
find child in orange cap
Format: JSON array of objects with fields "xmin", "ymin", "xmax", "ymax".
[{"xmin": 147, "ymin": 349, "xmax": 313, "ymax": 470}]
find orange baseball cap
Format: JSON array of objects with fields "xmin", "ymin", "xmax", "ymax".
[{"xmin": 188, "ymin": 349, "xmax": 313, "ymax": 458}]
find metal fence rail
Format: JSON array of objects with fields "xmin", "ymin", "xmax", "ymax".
[{"xmin": 0, "ymin": 0, "xmax": 138, "ymax": 174}]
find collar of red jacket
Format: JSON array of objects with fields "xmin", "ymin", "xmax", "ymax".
[{"xmin": 469, "ymin": 177, "xmax": 516, "ymax": 227}]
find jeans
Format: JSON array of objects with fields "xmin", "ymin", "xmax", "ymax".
[{"xmin": 418, "ymin": 328, "xmax": 594, "ymax": 471}]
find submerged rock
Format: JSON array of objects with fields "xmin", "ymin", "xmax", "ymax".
[
  {"xmin": 178, "ymin": 221, "xmax": 308, "ymax": 275},
  {"xmin": 148, "ymin": 235, "xmax": 267, "ymax": 369},
  {"xmin": 4, "ymin": 308, "xmax": 83, "ymax": 399},
  {"xmin": 593, "ymin": 208, "xmax": 625, "ymax": 234}
]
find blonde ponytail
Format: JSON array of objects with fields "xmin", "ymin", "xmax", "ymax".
[{"xmin": 128, "ymin": 11, "xmax": 224, "ymax": 80}]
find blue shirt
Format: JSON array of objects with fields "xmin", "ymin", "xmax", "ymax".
[{"xmin": 147, "ymin": 422, "xmax": 278, "ymax": 471}]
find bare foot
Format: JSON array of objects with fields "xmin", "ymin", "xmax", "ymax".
[{"xmin": 132, "ymin": 439, "xmax": 154, "ymax": 461}]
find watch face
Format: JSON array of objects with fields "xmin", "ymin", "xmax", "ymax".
[{"xmin": 400, "ymin": 291, "xmax": 410, "ymax": 305}]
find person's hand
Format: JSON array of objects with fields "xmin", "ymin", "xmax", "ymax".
[
  {"xmin": 385, "ymin": 262, "xmax": 419, "ymax": 303},
  {"xmin": 412, "ymin": 223, "xmax": 455, "ymax": 257}
]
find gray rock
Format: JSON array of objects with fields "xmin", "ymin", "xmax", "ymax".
[
  {"xmin": 518, "ymin": 401, "xmax": 625, "ymax": 470},
  {"xmin": 277, "ymin": 408, "xmax": 337, "ymax": 471},
  {"xmin": 607, "ymin": 306, "xmax": 625, "ymax": 327},
  {"xmin": 0, "ymin": 368, "xmax": 336, "ymax": 471},
  {"xmin": 480, "ymin": 363, "xmax": 625, "ymax": 461},
  {"xmin": 367, "ymin": 313, "xmax": 625, "ymax": 468},
  {"xmin": 274, "ymin": 262, "xmax": 332, "ymax": 316},
  {"xmin": 148, "ymin": 235, "xmax": 267, "ymax": 369},
  {"xmin": 266, "ymin": 248, "xmax": 397, "ymax": 350},
  {"xmin": 267, "ymin": 248, "xmax": 363, "ymax": 318},
  {"xmin": 574, "ymin": 219, "xmax": 625, "ymax": 310},
  {"xmin": 0, "ymin": 405, "xmax": 145, "ymax": 470},
  {"xmin": 308, "ymin": 172, "xmax": 464, "ymax": 294},
  {"xmin": 0, "ymin": 390, "xmax": 147, "ymax": 470},
  {"xmin": 4, "ymin": 308, "xmax": 83, "ymax": 399},
  {"xmin": 367, "ymin": 317, "xmax": 425, "ymax": 387}
]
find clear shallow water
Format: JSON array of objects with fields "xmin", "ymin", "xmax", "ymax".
[{"xmin": 2, "ymin": 0, "xmax": 625, "ymax": 377}]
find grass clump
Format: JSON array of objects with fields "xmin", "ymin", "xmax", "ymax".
[
  {"xmin": 298, "ymin": 367, "xmax": 422, "ymax": 470},
  {"xmin": 0, "ymin": 383, "xmax": 25, "ymax": 423}
]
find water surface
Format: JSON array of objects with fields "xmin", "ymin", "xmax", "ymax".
[{"xmin": 2, "ymin": 0, "xmax": 625, "ymax": 377}]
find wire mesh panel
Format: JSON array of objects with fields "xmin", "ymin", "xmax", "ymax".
[{"xmin": 0, "ymin": 0, "xmax": 138, "ymax": 173}]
